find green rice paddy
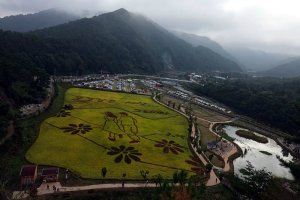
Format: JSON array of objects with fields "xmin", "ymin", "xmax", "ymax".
[{"xmin": 26, "ymin": 88, "xmax": 200, "ymax": 179}]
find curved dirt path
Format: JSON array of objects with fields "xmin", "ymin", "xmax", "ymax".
[
  {"xmin": 197, "ymin": 117, "xmax": 238, "ymax": 172},
  {"xmin": 153, "ymin": 95, "xmax": 220, "ymax": 186}
]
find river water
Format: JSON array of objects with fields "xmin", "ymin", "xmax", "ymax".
[{"xmin": 222, "ymin": 125, "xmax": 294, "ymax": 180}]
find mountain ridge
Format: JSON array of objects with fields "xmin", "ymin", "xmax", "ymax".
[
  {"xmin": 0, "ymin": 8, "xmax": 82, "ymax": 32},
  {"xmin": 173, "ymin": 31, "xmax": 236, "ymax": 62},
  {"xmin": 264, "ymin": 58, "xmax": 300, "ymax": 78},
  {"xmin": 29, "ymin": 8, "xmax": 241, "ymax": 73},
  {"xmin": 228, "ymin": 47, "xmax": 291, "ymax": 72}
]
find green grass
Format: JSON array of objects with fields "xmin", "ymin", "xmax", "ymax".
[
  {"xmin": 236, "ymin": 130, "xmax": 268, "ymax": 143},
  {"xmin": 26, "ymin": 88, "xmax": 196, "ymax": 179}
]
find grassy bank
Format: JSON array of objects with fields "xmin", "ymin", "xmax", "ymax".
[
  {"xmin": 236, "ymin": 130, "xmax": 268, "ymax": 143},
  {"xmin": 213, "ymin": 124, "xmax": 235, "ymax": 142}
]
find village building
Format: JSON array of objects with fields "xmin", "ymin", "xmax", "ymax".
[
  {"xmin": 41, "ymin": 167, "xmax": 59, "ymax": 182},
  {"xmin": 20, "ymin": 165, "xmax": 37, "ymax": 189}
]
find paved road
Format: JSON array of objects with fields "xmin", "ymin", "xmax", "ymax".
[{"xmin": 37, "ymin": 182, "xmax": 157, "ymax": 196}]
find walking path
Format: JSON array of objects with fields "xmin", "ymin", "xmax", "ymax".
[
  {"xmin": 153, "ymin": 95, "xmax": 220, "ymax": 186},
  {"xmin": 197, "ymin": 117, "xmax": 238, "ymax": 172},
  {"xmin": 37, "ymin": 182, "xmax": 157, "ymax": 196},
  {"xmin": 12, "ymin": 182, "xmax": 158, "ymax": 199}
]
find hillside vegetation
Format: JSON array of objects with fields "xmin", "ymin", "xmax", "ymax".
[
  {"xmin": 0, "ymin": 9, "xmax": 241, "ymax": 77},
  {"xmin": 185, "ymin": 77, "xmax": 300, "ymax": 136}
]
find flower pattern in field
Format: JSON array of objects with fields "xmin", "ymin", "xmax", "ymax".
[
  {"xmin": 56, "ymin": 109, "xmax": 71, "ymax": 117},
  {"xmin": 107, "ymin": 145, "xmax": 142, "ymax": 164},
  {"xmin": 154, "ymin": 139, "xmax": 184, "ymax": 155},
  {"xmin": 61, "ymin": 123, "xmax": 93, "ymax": 134},
  {"xmin": 185, "ymin": 155, "xmax": 204, "ymax": 174}
]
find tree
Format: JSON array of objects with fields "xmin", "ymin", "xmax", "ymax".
[
  {"xmin": 173, "ymin": 171, "xmax": 179, "ymax": 184},
  {"xmin": 205, "ymin": 163, "xmax": 213, "ymax": 173},
  {"xmin": 167, "ymin": 100, "xmax": 171, "ymax": 106},
  {"xmin": 156, "ymin": 94, "xmax": 161, "ymax": 101},
  {"xmin": 101, "ymin": 167, "xmax": 107, "ymax": 179},
  {"xmin": 140, "ymin": 170, "xmax": 149, "ymax": 180},
  {"xmin": 241, "ymin": 161, "xmax": 272, "ymax": 194},
  {"xmin": 228, "ymin": 161, "xmax": 273, "ymax": 199},
  {"xmin": 173, "ymin": 170, "xmax": 188, "ymax": 186},
  {"xmin": 177, "ymin": 170, "xmax": 188, "ymax": 186},
  {"xmin": 153, "ymin": 174, "xmax": 163, "ymax": 187}
]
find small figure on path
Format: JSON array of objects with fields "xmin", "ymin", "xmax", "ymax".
[
  {"xmin": 47, "ymin": 185, "xmax": 49, "ymax": 190},
  {"xmin": 216, "ymin": 178, "xmax": 218, "ymax": 183},
  {"xmin": 122, "ymin": 181, "xmax": 124, "ymax": 188}
]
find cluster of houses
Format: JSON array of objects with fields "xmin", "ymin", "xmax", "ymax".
[
  {"xmin": 19, "ymin": 78, "xmax": 55, "ymax": 118},
  {"xmin": 167, "ymin": 90, "xmax": 231, "ymax": 114},
  {"xmin": 74, "ymin": 78, "xmax": 149, "ymax": 94},
  {"xmin": 55, "ymin": 74, "xmax": 109, "ymax": 83},
  {"xmin": 141, "ymin": 80, "xmax": 163, "ymax": 88},
  {"xmin": 19, "ymin": 104, "xmax": 45, "ymax": 118},
  {"xmin": 19, "ymin": 165, "xmax": 59, "ymax": 190}
]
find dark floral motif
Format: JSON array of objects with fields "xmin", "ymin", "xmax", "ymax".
[
  {"xmin": 56, "ymin": 109, "xmax": 71, "ymax": 117},
  {"xmin": 185, "ymin": 155, "xmax": 204, "ymax": 174},
  {"xmin": 107, "ymin": 145, "xmax": 142, "ymax": 164},
  {"xmin": 154, "ymin": 139, "xmax": 184, "ymax": 155},
  {"xmin": 61, "ymin": 123, "xmax": 93, "ymax": 134}
]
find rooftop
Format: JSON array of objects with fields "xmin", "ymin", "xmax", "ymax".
[
  {"xmin": 20, "ymin": 165, "xmax": 37, "ymax": 177},
  {"xmin": 42, "ymin": 168, "xmax": 59, "ymax": 176}
]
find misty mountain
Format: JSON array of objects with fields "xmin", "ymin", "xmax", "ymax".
[
  {"xmin": 29, "ymin": 8, "xmax": 241, "ymax": 73},
  {"xmin": 228, "ymin": 48, "xmax": 290, "ymax": 72},
  {"xmin": 0, "ymin": 8, "xmax": 241, "ymax": 111},
  {"xmin": 0, "ymin": 8, "xmax": 81, "ymax": 32},
  {"xmin": 173, "ymin": 31, "xmax": 235, "ymax": 62},
  {"xmin": 264, "ymin": 59, "xmax": 300, "ymax": 78}
]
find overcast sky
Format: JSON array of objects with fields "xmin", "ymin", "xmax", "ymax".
[{"xmin": 1, "ymin": 0, "xmax": 300, "ymax": 55}]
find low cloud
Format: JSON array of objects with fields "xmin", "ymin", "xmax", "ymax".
[{"xmin": 1, "ymin": 0, "xmax": 300, "ymax": 55}]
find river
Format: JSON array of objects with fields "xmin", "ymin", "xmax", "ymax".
[{"xmin": 222, "ymin": 125, "xmax": 294, "ymax": 180}]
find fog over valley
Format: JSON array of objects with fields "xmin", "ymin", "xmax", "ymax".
[{"xmin": 1, "ymin": 0, "xmax": 300, "ymax": 55}]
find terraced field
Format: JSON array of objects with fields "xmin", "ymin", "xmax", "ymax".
[{"xmin": 26, "ymin": 88, "xmax": 202, "ymax": 179}]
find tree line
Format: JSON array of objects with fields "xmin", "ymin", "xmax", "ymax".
[{"xmin": 184, "ymin": 77, "xmax": 300, "ymax": 137}]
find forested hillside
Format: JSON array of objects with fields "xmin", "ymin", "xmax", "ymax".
[
  {"xmin": 0, "ymin": 8, "xmax": 79, "ymax": 32},
  {"xmin": 185, "ymin": 78, "xmax": 300, "ymax": 135},
  {"xmin": 265, "ymin": 59, "xmax": 300, "ymax": 78},
  {"xmin": 31, "ymin": 8, "xmax": 241, "ymax": 73},
  {"xmin": 0, "ymin": 8, "xmax": 241, "ymax": 127},
  {"xmin": 0, "ymin": 9, "xmax": 241, "ymax": 78}
]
